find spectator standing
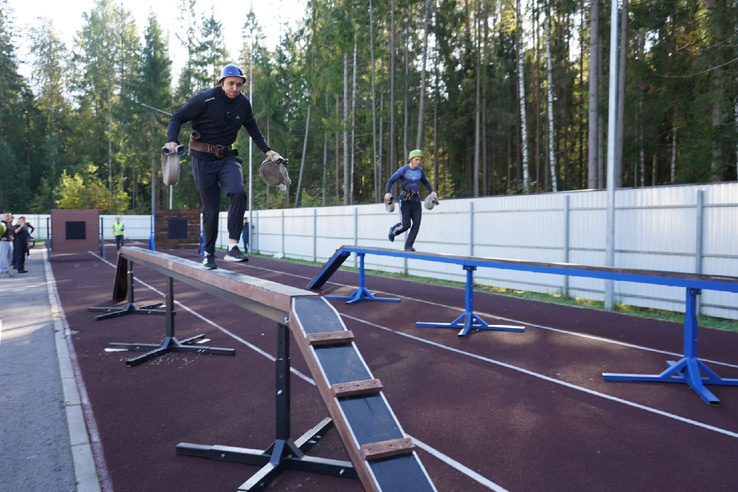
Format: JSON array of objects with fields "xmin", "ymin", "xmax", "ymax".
[
  {"xmin": 12, "ymin": 216, "xmax": 30, "ymax": 273},
  {"xmin": 241, "ymin": 216, "xmax": 254, "ymax": 253}
]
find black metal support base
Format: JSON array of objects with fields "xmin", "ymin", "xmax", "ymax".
[
  {"xmin": 88, "ymin": 301, "xmax": 167, "ymax": 320},
  {"xmin": 109, "ymin": 335, "xmax": 235, "ymax": 367},
  {"xmin": 177, "ymin": 417, "xmax": 356, "ymax": 491},
  {"xmin": 177, "ymin": 322, "xmax": 357, "ymax": 491},
  {"xmin": 105, "ymin": 274, "xmax": 235, "ymax": 367},
  {"xmin": 89, "ymin": 258, "xmax": 167, "ymax": 320}
]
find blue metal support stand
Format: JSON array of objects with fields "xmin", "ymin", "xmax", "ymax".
[
  {"xmin": 148, "ymin": 214, "xmax": 156, "ymax": 251},
  {"xmin": 603, "ymin": 288, "xmax": 738, "ymax": 407},
  {"xmin": 325, "ymin": 253, "xmax": 400, "ymax": 305},
  {"xmin": 416, "ymin": 265, "xmax": 525, "ymax": 338}
]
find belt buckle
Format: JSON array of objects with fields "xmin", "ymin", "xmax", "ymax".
[{"xmin": 216, "ymin": 145, "xmax": 226, "ymax": 158}]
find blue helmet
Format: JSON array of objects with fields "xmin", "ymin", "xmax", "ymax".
[{"xmin": 219, "ymin": 65, "xmax": 246, "ymax": 84}]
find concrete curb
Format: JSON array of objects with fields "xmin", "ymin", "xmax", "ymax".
[{"xmin": 43, "ymin": 247, "xmax": 103, "ymax": 492}]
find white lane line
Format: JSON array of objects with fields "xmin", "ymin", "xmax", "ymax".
[
  {"xmin": 413, "ymin": 438, "xmax": 509, "ymax": 492},
  {"xmin": 241, "ymin": 264, "xmax": 738, "ymax": 370},
  {"xmin": 89, "ymin": 252, "xmax": 506, "ymax": 490},
  {"xmin": 342, "ymin": 314, "xmax": 738, "ymax": 440}
]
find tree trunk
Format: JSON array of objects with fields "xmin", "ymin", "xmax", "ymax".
[
  {"xmin": 579, "ymin": 0, "xmax": 586, "ymax": 189},
  {"xmin": 369, "ymin": 0, "xmax": 378, "ymax": 202},
  {"xmin": 403, "ymin": 22, "xmax": 409, "ymax": 162},
  {"xmin": 711, "ymin": 69, "xmax": 725, "ymax": 181},
  {"xmin": 482, "ymin": 9, "xmax": 489, "ymax": 196},
  {"xmin": 343, "ymin": 51, "xmax": 350, "ymax": 205},
  {"xmin": 588, "ymin": 0, "xmax": 600, "ymax": 188},
  {"xmin": 390, "ymin": 0, "xmax": 397, "ymax": 171},
  {"xmin": 323, "ymin": 96, "xmax": 328, "ymax": 205},
  {"xmin": 517, "ymin": 0, "xmax": 530, "ymax": 192},
  {"xmin": 434, "ymin": 42, "xmax": 439, "ymax": 193},
  {"xmin": 295, "ymin": 104, "xmax": 310, "ymax": 208},
  {"xmin": 534, "ymin": 9, "xmax": 541, "ymax": 193},
  {"xmin": 597, "ymin": 40, "xmax": 605, "ymax": 189},
  {"xmin": 616, "ymin": 0, "xmax": 628, "ymax": 188},
  {"xmin": 416, "ymin": 0, "xmax": 430, "ymax": 149},
  {"xmin": 335, "ymin": 96, "xmax": 340, "ymax": 197},
  {"xmin": 474, "ymin": 3, "xmax": 481, "ymax": 197},
  {"xmin": 379, "ymin": 91, "xmax": 384, "ymax": 193},
  {"xmin": 350, "ymin": 42, "xmax": 357, "ymax": 203},
  {"xmin": 546, "ymin": 10, "xmax": 558, "ymax": 192},
  {"xmin": 652, "ymin": 154, "xmax": 657, "ymax": 186},
  {"xmin": 670, "ymin": 120, "xmax": 677, "ymax": 184},
  {"xmin": 638, "ymin": 29, "xmax": 645, "ymax": 187}
]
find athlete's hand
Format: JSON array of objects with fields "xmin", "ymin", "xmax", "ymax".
[
  {"xmin": 266, "ymin": 151, "xmax": 283, "ymax": 163},
  {"xmin": 384, "ymin": 193, "xmax": 392, "ymax": 202}
]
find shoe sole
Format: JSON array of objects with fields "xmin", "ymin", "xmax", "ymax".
[{"xmin": 223, "ymin": 256, "xmax": 248, "ymax": 262}]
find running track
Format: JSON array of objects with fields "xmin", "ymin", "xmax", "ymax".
[{"xmin": 49, "ymin": 244, "xmax": 738, "ymax": 491}]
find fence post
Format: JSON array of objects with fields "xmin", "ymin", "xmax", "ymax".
[
  {"xmin": 255, "ymin": 212, "xmax": 259, "ymax": 254},
  {"xmin": 282, "ymin": 210, "xmax": 285, "ymax": 256},
  {"xmin": 313, "ymin": 208, "xmax": 318, "ymax": 262},
  {"xmin": 354, "ymin": 208, "xmax": 359, "ymax": 268},
  {"xmin": 469, "ymin": 201, "xmax": 475, "ymax": 257},
  {"xmin": 563, "ymin": 194, "xmax": 570, "ymax": 297},
  {"xmin": 695, "ymin": 189, "xmax": 704, "ymax": 315}
]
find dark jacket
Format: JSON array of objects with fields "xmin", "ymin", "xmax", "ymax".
[
  {"xmin": 385, "ymin": 165, "xmax": 433, "ymax": 202},
  {"xmin": 167, "ymin": 86, "xmax": 271, "ymax": 161}
]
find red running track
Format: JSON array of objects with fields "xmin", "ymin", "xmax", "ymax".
[{"xmin": 50, "ymin": 244, "xmax": 738, "ymax": 492}]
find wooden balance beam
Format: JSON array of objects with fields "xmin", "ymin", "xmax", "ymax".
[{"xmin": 111, "ymin": 246, "xmax": 436, "ymax": 491}]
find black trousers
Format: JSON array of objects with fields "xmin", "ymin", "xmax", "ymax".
[
  {"xmin": 191, "ymin": 154, "xmax": 246, "ymax": 255},
  {"xmin": 115, "ymin": 235, "xmax": 124, "ymax": 250},
  {"xmin": 13, "ymin": 241, "xmax": 25, "ymax": 270},
  {"xmin": 392, "ymin": 200, "xmax": 422, "ymax": 249}
]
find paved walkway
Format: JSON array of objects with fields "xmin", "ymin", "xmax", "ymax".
[{"xmin": 0, "ymin": 244, "xmax": 100, "ymax": 492}]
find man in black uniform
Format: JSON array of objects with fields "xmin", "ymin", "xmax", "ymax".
[
  {"xmin": 12, "ymin": 216, "xmax": 32, "ymax": 273},
  {"xmin": 165, "ymin": 64, "xmax": 281, "ymax": 269}
]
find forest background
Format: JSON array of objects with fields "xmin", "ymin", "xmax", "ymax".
[{"xmin": 0, "ymin": 0, "xmax": 736, "ymax": 215}]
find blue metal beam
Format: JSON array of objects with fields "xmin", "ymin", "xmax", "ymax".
[{"xmin": 308, "ymin": 245, "xmax": 738, "ymax": 406}]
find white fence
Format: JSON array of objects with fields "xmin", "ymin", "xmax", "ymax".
[
  {"xmin": 20, "ymin": 182, "xmax": 738, "ymax": 319},
  {"xmin": 248, "ymin": 182, "xmax": 738, "ymax": 320}
]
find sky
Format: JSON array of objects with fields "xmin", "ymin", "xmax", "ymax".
[{"xmin": 8, "ymin": 0, "xmax": 307, "ymax": 79}]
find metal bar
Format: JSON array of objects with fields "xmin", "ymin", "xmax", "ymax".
[
  {"xmin": 276, "ymin": 322, "xmax": 291, "ymax": 442},
  {"xmin": 325, "ymin": 253, "xmax": 399, "ymax": 304},
  {"xmin": 331, "ymin": 246, "xmax": 738, "ymax": 293},
  {"xmin": 563, "ymin": 194, "xmax": 570, "ymax": 297},
  {"xmin": 120, "ymin": 246, "xmax": 316, "ymax": 323},
  {"xmin": 695, "ymin": 190, "xmax": 704, "ymax": 314},
  {"xmin": 415, "ymin": 265, "xmax": 524, "ymax": 338},
  {"xmin": 166, "ymin": 276, "xmax": 174, "ymax": 338}
]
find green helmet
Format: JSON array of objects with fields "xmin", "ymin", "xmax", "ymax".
[{"xmin": 408, "ymin": 149, "xmax": 424, "ymax": 161}]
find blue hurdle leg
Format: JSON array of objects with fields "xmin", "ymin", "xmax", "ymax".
[
  {"xmin": 416, "ymin": 265, "xmax": 524, "ymax": 338},
  {"xmin": 603, "ymin": 288, "xmax": 738, "ymax": 407},
  {"xmin": 325, "ymin": 253, "xmax": 400, "ymax": 305}
]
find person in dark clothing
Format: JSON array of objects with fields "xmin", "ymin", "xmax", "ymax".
[
  {"xmin": 241, "ymin": 216, "xmax": 253, "ymax": 253},
  {"xmin": 12, "ymin": 216, "xmax": 31, "ymax": 273},
  {"xmin": 384, "ymin": 149, "xmax": 437, "ymax": 252},
  {"xmin": 165, "ymin": 64, "xmax": 282, "ymax": 270}
]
